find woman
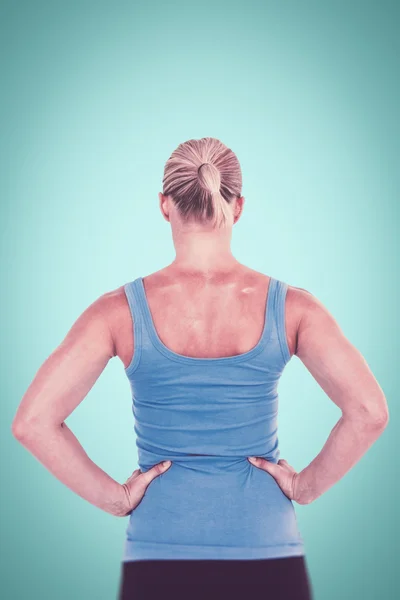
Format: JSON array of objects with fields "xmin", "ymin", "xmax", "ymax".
[{"xmin": 12, "ymin": 137, "xmax": 389, "ymax": 600}]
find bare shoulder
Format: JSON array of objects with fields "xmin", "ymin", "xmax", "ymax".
[
  {"xmin": 62, "ymin": 287, "xmax": 124, "ymax": 340},
  {"xmin": 96, "ymin": 285, "xmax": 128, "ymax": 311},
  {"xmin": 93, "ymin": 283, "xmax": 138, "ymax": 368},
  {"xmin": 287, "ymin": 284, "xmax": 341, "ymax": 349},
  {"xmin": 94, "ymin": 284, "xmax": 131, "ymax": 333},
  {"xmin": 285, "ymin": 284, "xmax": 324, "ymax": 355},
  {"xmin": 285, "ymin": 283, "xmax": 336, "ymax": 357},
  {"xmin": 286, "ymin": 283, "xmax": 319, "ymax": 311}
]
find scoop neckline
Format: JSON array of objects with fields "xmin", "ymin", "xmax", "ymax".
[{"xmin": 135, "ymin": 276, "xmax": 276, "ymax": 365}]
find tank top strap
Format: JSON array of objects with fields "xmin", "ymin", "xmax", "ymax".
[
  {"xmin": 134, "ymin": 275, "xmax": 279, "ymax": 358},
  {"xmin": 123, "ymin": 278, "xmax": 146, "ymax": 375},
  {"xmin": 271, "ymin": 278, "xmax": 291, "ymax": 364}
]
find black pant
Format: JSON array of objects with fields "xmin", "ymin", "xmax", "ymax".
[{"xmin": 118, "ymin": 556, "xmax": 314, "ymax": 600}]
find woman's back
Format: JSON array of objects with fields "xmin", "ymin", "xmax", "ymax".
[
  {"xmin": 114, "ymin": 266, "xmax": 300, "ymax": 367},
  {"xmin": 116, "ymin": 266, "xmax": 305, "ymax": 561},
  {"xmin": 126, "ymin": 267, "xmax": 277, "ymax": 360}
]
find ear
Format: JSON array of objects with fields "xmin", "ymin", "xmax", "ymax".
[
  {"xmin": 233, "ymin": 196, "xmax": 245, "ymax": 224},
  {"xmin": 159, "ymin": 192, "xmax": 170, "ymax": 222}
]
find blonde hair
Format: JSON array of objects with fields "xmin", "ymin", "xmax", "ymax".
[{"xmin": 162, "ymin": 137, "xmax": 242, "ymax": 228}]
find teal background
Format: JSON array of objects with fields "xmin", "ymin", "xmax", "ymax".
[{"xmin": 1, "ymin": 1, "xmax": 399, "ymax": 598}]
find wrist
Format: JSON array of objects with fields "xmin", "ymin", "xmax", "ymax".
[
  {"xmin": 293, "ymin": 471, "xmax": 315, "ymax": 505},
  {"xmin": 108, "ymin": 482, "xmax": 131, "ymax": 517}
]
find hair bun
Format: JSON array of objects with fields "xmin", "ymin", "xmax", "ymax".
[{"xmin": 163, "ymin": 137, "xmax": 242, "ymax": 228}]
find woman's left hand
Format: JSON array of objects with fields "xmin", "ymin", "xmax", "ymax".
[{"xmin": 247, "ymin": 456, "xmax": 300, "ymax": 502}]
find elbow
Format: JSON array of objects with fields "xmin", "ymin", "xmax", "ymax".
[
  {"xmin": 11, "ymin": 414, "xmax": 53, "ymax": 441},
  {"xmin": 11, "ymin": 418, "xmax": 31, "ymax": 441},
  {"xmin": 370, "ymin": 408, "xmax": 389, "ymax": 430},
  {"xmin": 12, "ymin": 415, "xmax": 64, "ymax": 441},
  {"xmin": 353, "ymin": 401, "xmax": 389, "ymax": 431}
]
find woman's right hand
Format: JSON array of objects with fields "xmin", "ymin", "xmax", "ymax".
[{"xmin": 118, "ymin": 460, "xmax": 172, "ymax": 516}]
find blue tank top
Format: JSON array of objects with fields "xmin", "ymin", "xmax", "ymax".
[{"xmin": 122, "ymin": 275, "xmax": 305, "ymax": 561}]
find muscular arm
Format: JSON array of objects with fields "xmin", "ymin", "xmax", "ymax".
[
  {"xmin": 293, "ymin": 288, "xmax": 389, "ymax": 504},
  {"xmin": 11, "ymin": 292, "xmax": 129, "ymax": 516}
]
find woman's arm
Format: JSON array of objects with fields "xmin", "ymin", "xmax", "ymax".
[
  {"xmin": 11, "ymin": 292, "xmax": 130, "ymax": 516},
  {"xmin": 293, "ymin": 287, "xmax": 389, "ymax": 504}
]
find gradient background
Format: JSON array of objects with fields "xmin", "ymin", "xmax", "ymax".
[{"xmin": 1, "ymin": 1, "xmax": 399, "ymax": 598}]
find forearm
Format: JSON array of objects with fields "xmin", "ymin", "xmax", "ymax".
[
  {"xmin": 14, "ymin": 420, "xmax": 128, "ymax": 516},
  {"xmin": 294, "ymin": 412, "xmax": 387, "ymax": 504}
]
